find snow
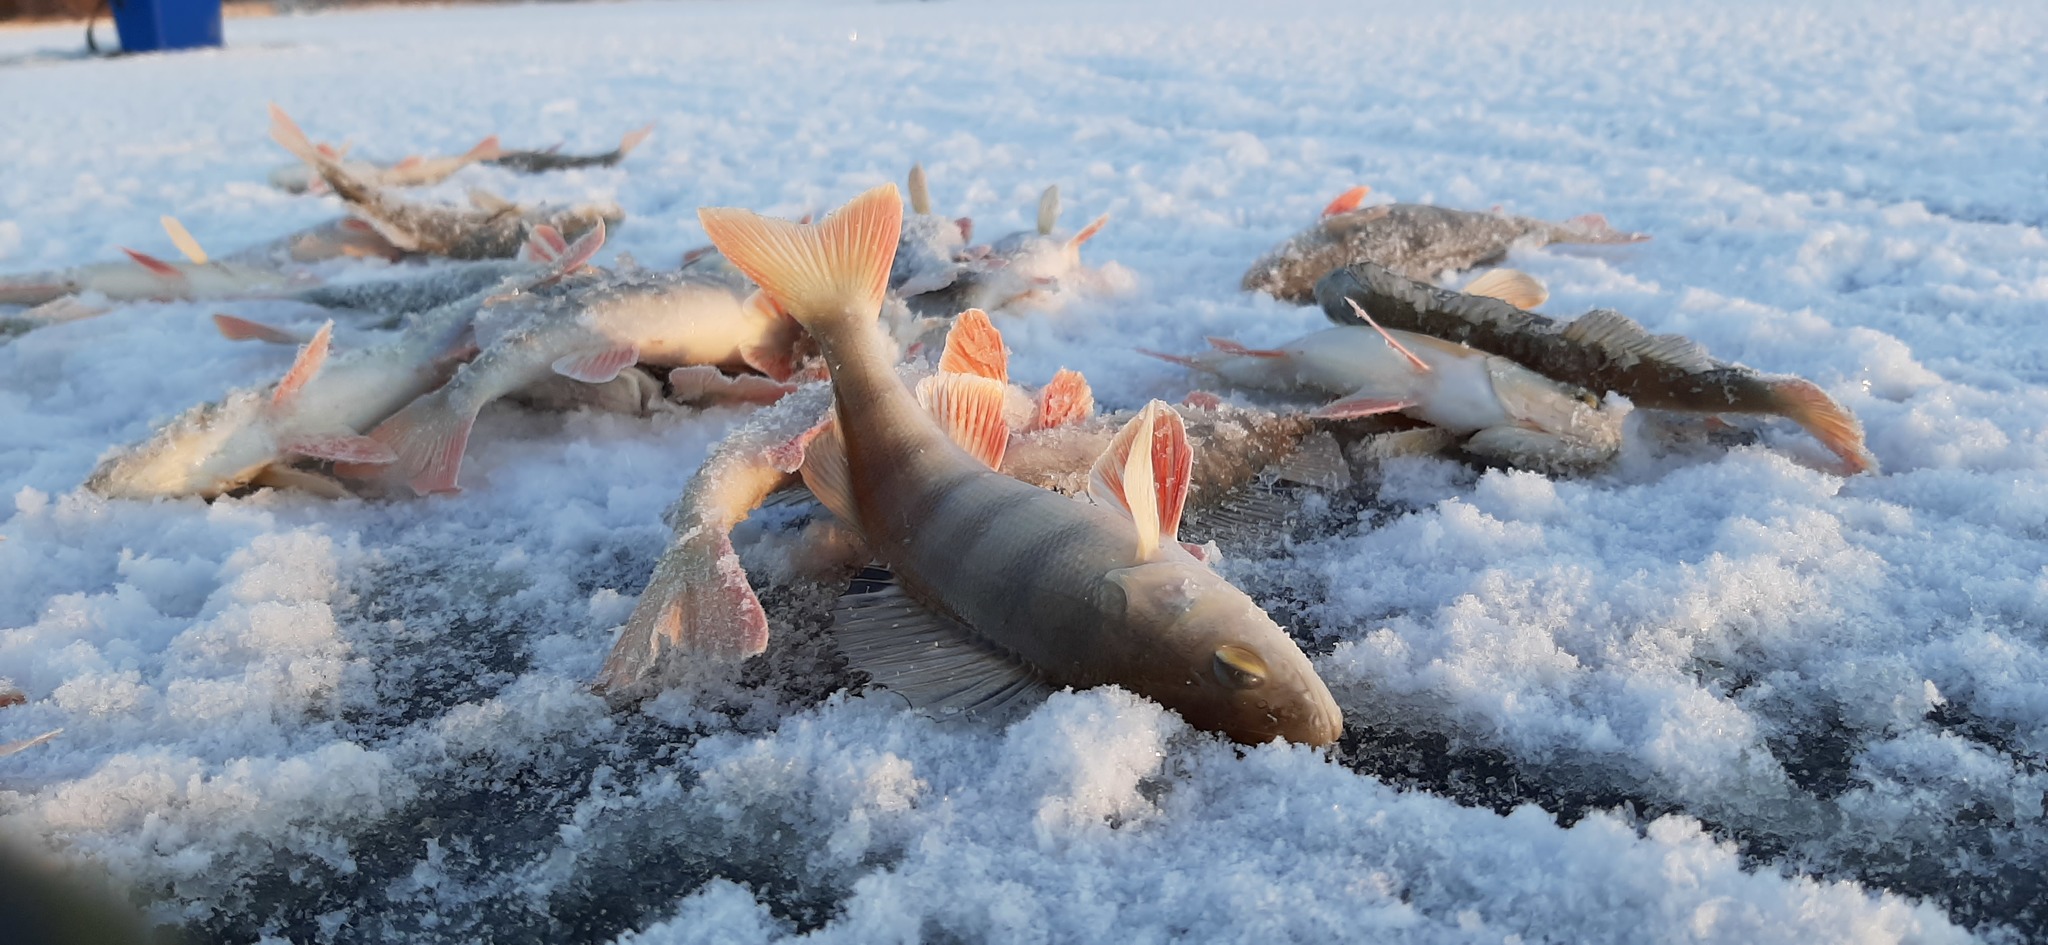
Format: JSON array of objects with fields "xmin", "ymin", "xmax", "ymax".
[{"xmin": 1, "ymin": 0, "xmax": 2045, "ymax": 941}]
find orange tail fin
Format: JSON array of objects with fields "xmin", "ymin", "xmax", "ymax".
[{"xmin": 697, "ymin": 185, "xmax": 902, "ymax": 335}]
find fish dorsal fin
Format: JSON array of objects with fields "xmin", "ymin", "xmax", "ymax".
[
  {"xmin": 1066, "ymin": 214, "xmax": 1109, "ymax": 251},
  {"xmin": 833, "ymin": 566, "xmax": 1053, "ymax": 721},
  {"xmin": 797, "ymin": 416, "xmax": 861, "ymax": 527},
  {"xmin": 472, "ymin": 189, "xmax": 516, "ymax": 215},
  {"xmin": 908, "ymin": 163, "xmax": 933, "ymax": 216},
  {"xmin": 1461, "ymin": 269, "xmax": 1547, "ymax": 310},
  {"xmin": 1025, "ymin": 368, "xmax": 1094, "ymax": 432},
  {"xmin": 914, "ymin": 373, "xmax": 1011, "ymax": 469},
  {"xmin": 619, "ymin": 123, "xmax": 654, "ymax": 157},
  {"xmin": 272, "ymin": 320, "xmax": 335, "ymax": 409},
  {"xmin": 1320, "ymin": 185, "xmax": 1371, "ymax": 218},
  {"xmin": 160, "ymin": 216, "xmax": 209, "ymax": 265},
  {"xmin": 1560, "ymin": 309, "xmax": 1715, "ymax": 373},
  {"xmin": 267, "ymin": 103, "xmax": 322, "ymax": 165},
  {"xmin": 1344, "ymin": 298, "xmax": 1431, "ymax": 373},
  {"xmin": 464, "ymin": 135, "xmax": 502, "ymax": 162},
  {"xmin": 938, "ymin": 308, "xmax": 1008, "ymax": 381},
  {"xmin": 1036, "ymin": 185, "xmax": 1060, "ymax": 236},
  {"xmin": 1088, "ymin": 400, "xmax": 1192, "ymax": 560}
]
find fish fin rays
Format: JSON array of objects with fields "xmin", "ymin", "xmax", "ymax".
[
  {"xmin": 938, "ymin": 308, "xmax": 1008, "ymax": 381},
  {"xmin": 698, "ymin": 185, "xmax": 901, "ymax": 333},
  {"xmin": 1320, "ymin": 185, "xmax": 1371, "ymax": 218},
  {"xmin": 667, "ymin": 366, "xmax": 796, "ymax": 407},
  {"xmin": 1764, "ymin": 376, "xmax": 1877, "ymax": 475},
  {"xmin": 121, "ymin": 248, "xmax": 184, "ymax": 279},
  {"xmin": 914, "ymin": 373, "xmax": 1011, "ymax": 469},
  {"xmin": 1343, "ymin": 298, "xmax": 1431, "ymax": 372},
  {"xmin": 271, "ymin": 320, "xmax": 335, "ymax": 409},
  {"xmin": 1087, "ymin": 400, "xmax": 1192, "ymax": 560},
  {"xmin": 1311, "ymin": 394, "xmax": 1416, "ymax": 420},
  {"xmin": 160, "ymin": 216, "xmax": 209, "ymax": 265},
  {"xmin": 1026, "ymin": 368, "xmax": 1095, "ymax": 431},
  {"xmin": 553, "ymin": 345, "xmax": 640, "ymax": 383},
  {"xmin": 360, "ymin": 389, "xmax": 478, "ymax": 495},
  {"xmin": 1461, "ymin": 269, "xmax": 1547, "ymax": 310},
  {"xmin": 1560, "ymin": 309, "xmax": 1716, "ymax": 374},
  {"xmin": 280, "ymin": 432, "xmax": 396, "ymax": 465},
  {"xmin": 798, "ymin": 418, "xmax": 861, "ymax": 527},
  {"xmin": 833, "ymin": 567, "xmax": 1054, "ymax": 722}
]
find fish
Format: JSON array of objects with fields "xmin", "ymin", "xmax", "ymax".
[
  {"xmin": 0, "ymin": 220, "xmax": 302, "ymax": 309},
  {"xmin": 488, "ymin": 124, "xmax": 655, "ymax": 174},
  {"xmin": 359, "ymin": 252, "xmax": 808, "ymax": 496},
  {"xmin": 0, "ymin": 728, "xmax": 61, "ymax": 759},
  {"xmin": 84, "ymin": 226, "xmax": 604, "ymax": 500},
  {"xmin": 891, "ymin": 163, "xmax": 975, "ymax": 298},
  {"xmin": 266, "ymin": 115, "xmax": 502, "ymax": 194},
  {"xmin": 697, "ymin": 184, "xmax": 1341, "ymax": 745},
  {"xmin": 271, "ymin": 105, "xmax": 622, "ymax": 261},
  {"xmin": 910, "ymin": 184, "xmax": 1112, "ymax": 317},
  {"xmin": 1315, "ymin": 260, "xmax": 1878, "ymax": 474},
  {"xmin": 1242, "ymin": 186, "xmax": 1649, "ymax": 304}
]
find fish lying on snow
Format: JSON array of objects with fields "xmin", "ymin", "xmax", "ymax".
[
  {"xmin": 488, "ymin": 124, "xmax": 654, "ymax": 174},
  {"xmin": 1316, "ymin": 261, "xmax": 1878, "ymax": 474},
  {"xmin": 1243, "ymin": 185, "xmax": 1648, "ymax": 304},
  {"xmin": 909, "ymin": 184, "xmax": 1113, "ymax": 317},
  {"xmin": 358, "ymin": 245, "xmax": 810, "ymax": 495},
  {"xmin": 266, "ymin": 111, "xmax": 501, "ymax": 194},
  {"xmin": 85, "ymin": 226, "xmax": 605, "ymax": 500},
  {"xmin": 271, "ymin": 105, "xmax": 621, "ymax": 261},
  {"xmin": 698, "ymin": 185, "xmax": 1340, "ymax": 745},
  {"xmin": 1147, "ymin": 271, "xmax": 1630, "ymax": 472},
  {"xmin": 892, "ymin": 163, "xmax": 974, "ymax": 298},
  {"xmin": 0, "ymin": 219, "xmax": 302, "ymax": 309}
]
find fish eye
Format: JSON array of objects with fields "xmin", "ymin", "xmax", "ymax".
[
  {"xmin": 1578, "ymin": 391, "xmax": 1599, "ymax": 407},
  {"xmin": 1211, "ymin": 645, "xmax": 1268, "ymax": 690}
]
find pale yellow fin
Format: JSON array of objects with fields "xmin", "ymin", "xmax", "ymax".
[
  {"xmin": 798, "ymin": 418, "xmax": 861, "ymax": 526},
  {"xmin": 698, "ymin": 185, "xmax": 901, "ymax": 333},
  {"xmin": 160, "ymin": 216, "xmax": 208, "ymax": 265},
  {"xmin": 914, "ymin": 373, "xmax": 1010, "ymax": 470},
  {"xmin": 908, "ymin": 163, "xmax": 932, "ymax": 215},
  {"xmin": 1461, "ymin": 269, "xmax": 1547, "ymax": 309},
  {"xmin": 1036, "ymin": 185, "xmax": 1060, "ymax": 235}
]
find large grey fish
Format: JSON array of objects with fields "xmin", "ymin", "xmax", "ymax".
[
  {"xmin": 698, "ymin": 185, "xmax": 1340, "ymax": 745},
  {"xmin": 1315, "ymin": 261, "xmax": 1876, "ymax": 474},
  {"xmin": 489, "ymin": 124, "xmax": 654, "ymax": 174},
  {"xmin": 271, "ymin": 105, "xmax": 621, "ymax": 261},
  {"xmin": 1243, "ymin": 186, "xmax": 1648, "ymax": 303}
]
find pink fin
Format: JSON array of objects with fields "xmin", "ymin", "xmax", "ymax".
[
  {"xmin": 1206, "ymin": 337, "xmax": 1287, "ymax": 359},
  {"xmin": 213, "ymin": 313, "xmax": 306, "ymax": 345},
  {"xmin": 1088, "ymin": 401, "xmax": 1192, "ymax": 559},
  {"xmin": 1311, "ymin": 395, "xmax": 1417, "ymax": 420},
  {"xmin": 1137, "ymin": 347, "xmax": 1206, "ymax": 370},
  {"xmin": 938, "ymin": 308, "xmax": 1008, "ymax": 381},
  {"xmin": 956, "ymin": 217, "xmax": 973, "ymax": 242},
  {"xmin": 1067, "ymin": 214, "xmax": 1110, "ymax": 250},
  {"xmin": 520, "ymin": 225, "xmax": 569, "ymax": 263},
  {"xmin": 465, "ymin": 135, "xmax": 502, "ymax": 161},
  {"xmin": 272, "ymin": 321, "xmax": 335, "ymax": 409},
  {"xmin": 121, "ymin": 248, "xmax": 184, "ymax": 279},
  {"xmin": 536, "ymin": 220, "xmax": 606, "ymax": 285},
  {"xmin": 1026, "ymin": 368, "xmax": 1095, "ymax": 431},
  {"xmin": 618, "ymin": 124, "xmax": 654, "ymax": 156},
  {"xmin": 1344, "ymin": 298, "xmax": 1430, "ymax": 373},
  {"xmin": 367, "ymin": 392, "xmax": 478, "ymax": 495},
  {"xmin": 1321, "ymin": 185, "xmax": 1372, "ymax": 218},
  {"xmin": 797, "ymin": 419, "xmax": 859, "ymax": 526},
  {"xmin": 281, "ymin": 433, "xmax": 398, "ymax": 465},
  {"xmin": 667, "ymin": 365, "xmax": 796, "ymax": 407},
  {"xmin": 653, "ymin": 531, "xmax": 770, "ymax": 660},
  {"xmin": 1182, "ymin": 391, "xmax": 1225, "ymax": 410},
  {"xmin": 393, "ymin": 155, "xmax": 424, "ymax": 171},
  {"xmin": 915, "ymin": 373, "xmax": 1011, "ymax": 469},
  {"xmin": 553, "ymin": 345, "xmax": 640, "ymax": 383}
]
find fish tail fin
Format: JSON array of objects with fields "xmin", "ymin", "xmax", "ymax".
[
  {"xmin": 1560, "ymin": 213, "xmax": 1651, "ymax": 244},
  {"xmin": 618, "ymin": 124, "xmax": 655, "ymax": 157},
  {"xmin": 599, "ymin": 530, "xmax": 771, "ymax": 695},
  {"xmin": 1768, "ymin": 377, "xmax": 1877, "ymax": 475},
  {"xmin": 363, "ymin": 388, "xmax": 481, "ymax": 495},
  {"xmin": 697, "ymin": 185, "xmax": 901, "ymax": 342}
]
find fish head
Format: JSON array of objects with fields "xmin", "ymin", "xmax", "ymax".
[
  {"xmin": 84, "ymin": 393, "xmax": 275, "ymax": 500},
  {"xmin": 1106, "ymin": 560, "xmax": 1342, "ymax": 746}
]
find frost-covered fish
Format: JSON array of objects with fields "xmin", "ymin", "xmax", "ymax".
[
  {"xmin": 697, "ymin": 185, "xmax": 1340, "ymax": 745},
  {"xmin": 85, "ymin": 227, "xmax": 603, "ymax": 500},
  {"xmin": 266, "ymin": 116, "xmax": 502, "ymax": 194},
  {"xmin": 488, "ymin": 124, "xmax": 654, "ymax": 174},
  {"xmin": 0, "ymin": 230, "xmax": 299, "ymax": 309},
  {"xmin": 271, "ymin": 105, "xmax": 621, "ymax": 261},
  {"xmin": 1242, "ymin": 186, "xmax": 1649, "ymax": 304},
  {"xmin": 361, "ymin": 252, "xmax": 808, "ymax": 495},
  {"xmin": 1315, "ymin": 261, "xmax": 1877, "ymax": 474},
  {"xmin": 909, "ymin": 184, "xmax": 1111, "ymax": 316},
  {"xmin": 892, "ymin": 163, "xmax": 975, "ymax": 298}
]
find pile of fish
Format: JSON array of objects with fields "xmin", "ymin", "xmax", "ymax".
[{"xmin": 0, "ymin": 106, "xmax": 1881, "ymax": 751}]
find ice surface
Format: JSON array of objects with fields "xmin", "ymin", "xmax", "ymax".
[{"xmin": 1, "ymin": 0, "xmax": 2044, "ymax": 941}]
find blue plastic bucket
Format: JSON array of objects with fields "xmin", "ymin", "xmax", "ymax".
[{"xmin": 109, "ymin": 0, "xmax": 223, "ymax": 53}]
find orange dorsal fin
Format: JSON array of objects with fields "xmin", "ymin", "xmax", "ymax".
[
  {"xmin": 1344, "ymin": 299, "xmax": 1430, "ymax": 373},
  {"xmin": 464, "ymin": 135, "xmax": 501, "ymax": 162},
  {"xmin": 531, "ymin": 222, "xmax": 605, "ymax": 286},
  {"xmin": 914, "ymin": 373, "xmax": 1010, "ymax": 469},
  {"xmin": 938, "ymin": 308, "xmax": 1008, "ymax": 382},
  {"xmin": 1088, "ymin": 401, "xmax": 1191, "ymax": 560},
  {"xmin": 121, "ymin": 248, "xmax": 184, "ymax": 279},
  {"xmin": 1026, "ymin": 368, "xmax": 1095, "ymax": 431},
  {"xmin": 1321, "ymin": 185, "xmax": 1372, "ymax": 218},
  {"xmin": 272, "ymin": 320, "xmax": 335, "ymax": 409},
  {"xmin": 697, "ymin": 185, "xmax": 901, "ymax": 334},
  {"xmin": 267, "ymin": 103, "xmax": 321, "ymax": 164},
  {"xmin": 1066, "ymin": 214, "xmax": 1109, "ymax": 251}
]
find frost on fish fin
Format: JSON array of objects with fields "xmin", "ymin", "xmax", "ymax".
[
  {"xmin": 1088, "ymin": 401, "xmax": 1192, "ymax": 559},
  {"xmin": 213, "ymin": 314, "xmax": 307, "ymax": 345},
  {"xmin": 618, "ymin": 124, "xmax": 654, "ymax": 157},
  {"xmin": 907, "ymin": 163, "xmax": 933, "ymax": 215},
  {"xmin": 1205, "ymin": 337, "xmax": 1287, "ymax": 359},
  {"xmin": 474, "ymin": 189, "xmax": 518, "ymax": 216},
  {"xmin": 1320, "ymin": 185, "xmax": 1372, "ymax": 218},
  {"xmin": 1311, "ymin": 394, "xmax": 1416, "ymax": 420},
  {"xmin": 1461, "ymin": 269, "xmax": 1547, "ymax": 310},
  {"xmin": 1066, "ymin": 214, "xmax": 1109, "ymax": 251},
  {"xmin": 1026, "ymin": 368, "xmax": 1095, "ymax": 432},
  {"xmin": 599, "ymin": 529, "xmax": 771, "ymax": 693},
  {"xmin": 367, "ymin": 388, "xmax": 479, "ymax": 495},
  {"xmin": 249, "ymin": 464, "xmax": 351, "ymax": 498},
  {"xmin": 1342, "ymin": 299, "xmax": 1431, "ymax": 373},
  {"xmin": 1765, "ymin": 376, "xmax": 1877, "ymax": 475},
  {"xmin": 1036, "ymin": 185, "xmax": 1060, "ymax": 236},
  {"xmin": 121, "ymin": 248, "xmax": 184, "ymax": 279},
  {"xmin": 698, "ymin": 184, "xmax": 901, "ymax": 334},
  {"xmin": 1561, "ymin": 309, "xmax": 1715, "ymax": 374},
  {"xmin": 281, "ymin": 433, "xmax": 398, "ymax": 465},
  {"xmin": 1561, "ymin": 213, "xmax": 1651, "ymax": 244},
  {"xmin": 833, "ymin": 566, "xmax": 1052, "ymax": 722},
  {"xmin": 798, "ymin": 418, "xmax": 861, "ymax": 527},
  {"xmin": 667, "ymin": 365, "xmax": 796, "ymax": 407},
  {"xmin": 160, "ymin": 216, "xmax": 209, "ymax": 265},
  {"xmin": 553, "ymin": 345, "xmax": 640, "ymax": 383},
  {"xmin": 0, "ymin": 728, "xmax": 62, "ymax": 759},
  {"xmin": 914, "ymin": 373, "xmax": 1011, "ymax": 470},
  {"xmin": 271, "ymin": 321, "xmax": 335, "ymax": 410},
  {"xmin": 938, "ymin": 308, "xmax": 1008, "ymax": 381},
  {"xmin": 546, "ymin": 220, "xmax": 606, "ymax": 276}
]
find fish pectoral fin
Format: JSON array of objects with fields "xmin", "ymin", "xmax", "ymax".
[
  {"xmin": 1066, "ymin": 214, "xmax": 1109, "ymax": 251},
  {"xmin": 270, "ymin": 321, "xmax": 336, "ymax": 410},
  {"xmin": 281, "ymin": 432, "xmax": 398, "ymax": 466},
  {"xmin": 1460, "ymin": 269, "xmax": 1547, "ymax": 310},
  {"xmin": 797, "ymin": 418, "xmax": 862, "ymax": 528},
  {"xmin": 1204, "ymin": 337, "xmax": 1288, "ymax": 359},
  {"xmin": 213, "ymin": 313, "xmax": 308, "ymax": 345},
  {"xmin": 553, "ymin": 345, "xmax": 641, "ymax": 384},
  {"xmin": 1309, "ymin": 394, "xmax": 1417, "ymax": 420},
  {"xmin": 1560, "ymin": 309, "xmax": 1716, "ymax": 374},
  {"xmin": 1320, "ymin": 185, "xmax": 1371, "ymax": 219},
  {"xmin": 1087, "ymin": 400, "xmax": 1193, "ymax": 560},
  {"xmin": 1025, "ymin": 368, "xmax": 1095, "ymax": 432},
  {"xmin": 913, "ymin": 372, "xmax": 1011, "ymax": 469},
  {"xmin": 249, "ymin": 464, "xmax": 352, "ymax": 498},
  {"xmin": 121, "ymin": 247, "xmax": 185, "ymax": 280},
  {"xmin": 938, "ymin": 309, "xmax": 1009, "ymax": 381},
  {"xmin": 667, "ymin": 365, "xmax": 795, "ymax": 407},
  {"xmin": 833, "ymin": 566, "xmax": 1054, "ymax": 722}
]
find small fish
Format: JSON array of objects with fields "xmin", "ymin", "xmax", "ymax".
[
  {"xmin": 698, "ymin": 185, "xmax": 1340, "ymax": 745},
  {"xmin": 892, "ymin": 163, "xmax": 975, "ymax": 298},
  {"xmin": 85, "ymin": 226, "xmax": 603, "ymax": 500},
  {"xmin": 1315, "ymin": 261, "xmax": 1877, "ymax": 474},
  {"xmin": 360, "ymin": 249, "xmax": 806, "ymax": 495},
  {"xmin": 266, "ymin": 113, "xmax": 502, "ymax": 194},
  {"xmin": 0, "ymin": 223, "xmax": 300, "ymax": 308},
  {"xmin": 271, "ymin": 104, "xmax": 621, "ymax": 261},
  {"xmin": 489, "ymin": 124, "xmax": 654, "ymax": 174},
  {"xmin": 1243, "ymin": 186, "xmax": 1649, "ymax": 304}
]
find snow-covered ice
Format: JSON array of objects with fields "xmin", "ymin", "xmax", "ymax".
[{"xmin": 2, "ymin": 0, "xmax": 2045, "ymax": 941}]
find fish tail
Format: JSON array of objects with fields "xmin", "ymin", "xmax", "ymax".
[
  {"xmin": 1558, "ymin": 213, "xmax": 1651, "ymax": 245},
  {"xmin": 1767, "ymin": 377, "xmax": 1877, "ymax": 475},
  {"xmin": 696, "ymin": 185, "xmax": 902, "ymax": 344},
  {"xmin": 618, "ymin": 123, "xmax": 655, "ymax": 157},
  {"xmin": 362, "ymin": 387, "xmax": 481, "ymax": 495},
  {"xmin": 598, "ymin": 530, "xmax": 771, "ymax": 695}
]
